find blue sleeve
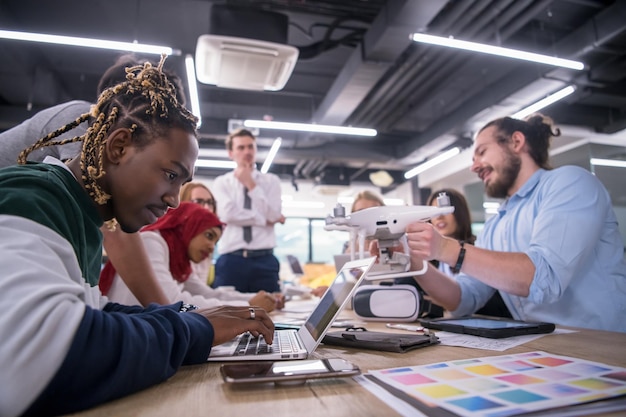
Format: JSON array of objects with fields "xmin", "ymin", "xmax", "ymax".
[
  {"xmin": 525, "ymin": 167, "xmax": 609, "ymax": 303},
  {"xmin": 103, "ymin": 301, "xmax": 169, "ymax": 314},
  {"xmin": 23, "ymin": 302, "xmax": 213, "ymax": 416}
]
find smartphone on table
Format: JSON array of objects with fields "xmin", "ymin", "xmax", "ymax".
[{"xmin": 221, "ymin": 358, "xmax": 360, "ymax": 385}]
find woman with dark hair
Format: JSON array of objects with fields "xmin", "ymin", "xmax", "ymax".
[
  {"xmin": 427, "ymin": 189, "xmax": 511, "ymax": 318},
  {"xmin": 427, "ymin": 188, "xmax": 475, "ymax": 245}
]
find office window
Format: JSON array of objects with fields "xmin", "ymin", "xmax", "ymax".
[
  {"xmin": 310, "ymin": 219, "xmax": 346, "ymax": 263},
  {"xmin": 274, "ymin": 218, "xmax": 309, "ymax": 265},
  {"xmin": 274, "ymin": 217, "xmax": 346, "ymax": 265}
]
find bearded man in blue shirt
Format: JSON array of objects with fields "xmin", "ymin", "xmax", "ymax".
[{"xmin": 401, "ymin": 113, "xmax": 626, "ymax": 332}]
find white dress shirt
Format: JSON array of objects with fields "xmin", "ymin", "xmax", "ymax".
[{"xmin": 212, "ymin": 168, "xmax": 283, "ymax": 253}]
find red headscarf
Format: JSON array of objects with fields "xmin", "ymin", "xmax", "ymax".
[{"xmin": 99, "ymin": 201, "xmax": 224, "ymax": 295}]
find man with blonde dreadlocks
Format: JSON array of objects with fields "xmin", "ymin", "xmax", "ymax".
[
  {"xmin": 0, "ymin": 54, "xmax": 186, "ymax": 307},
  {"xmin": 0, "ymin": 56, "xmax": 275, "ymax": 417}
]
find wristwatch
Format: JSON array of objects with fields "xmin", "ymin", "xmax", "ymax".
[{"xmin": 178, "ymin": 303, "xmax": 199, "ymax": 313}]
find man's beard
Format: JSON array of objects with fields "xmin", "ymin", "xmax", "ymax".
[{"xmin": 485, "ymin": 148, "xmax": 521, "ymax": 198}]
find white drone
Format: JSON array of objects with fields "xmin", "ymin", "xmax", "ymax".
[{"xmin": 324, "ymin": 193, "xmax": 454, "ymax": 280}]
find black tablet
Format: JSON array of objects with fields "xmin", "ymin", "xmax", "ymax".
[{"xmin": 418, "ymin": 316, "xmax": 555, "ymax": 339}]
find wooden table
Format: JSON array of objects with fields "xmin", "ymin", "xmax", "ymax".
[{"xmin": 65, "ymin": 306, "xmax": 626, "ymax": 417}]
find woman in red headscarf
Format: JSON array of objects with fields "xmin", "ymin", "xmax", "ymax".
[{"xmin": 100, "ymin": 202, "xmax": 280, "ymax": 311}]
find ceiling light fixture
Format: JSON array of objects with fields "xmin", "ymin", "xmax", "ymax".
[
  {"xmin": 404, "ymin": 147, "xmax": 460, "ymax": 179},
  {"xmin": 383, "ymin": 198, "xmax": 406, "ymax": 206},
  {"xmin": 511, "ymin": 86, "xmax": 576, "ymax": 120},
  {"xmin": 590, "ymin": 158, "xmax": 626, "ymax": 168},
  {"xmin": 282, "ymin": 201, "xmax": 326, "ymax": 209},
  {"xmin": 184, "ymin": 55, "xmax": 202, "ymax": 128},
  {"xmin": 194, "ymin": 159, "xmax": 236, "ymax": 169},
  {"xmin": 369, "ymin": 170, "xmax": 394, "ymax": 188},
  {"xmin": 243, "ymin": 119, "xmax": 377, "ymax": 137},
  {"xmin": 260, "ymin": 137, "xmax": 282, "ymax": 173},
  {"xmin": 0, "ymin": 29, "xmax": 178, "ymax": 55},
  {"xmin": 337, "ymin": 196, "xmax": 354, "ymax": 205},
  {"xmin": 410, "ymin": 33, "xmax": 584, "ymax": 71},
  {"xmin": 483, "ymin": 201, "xmax": 501, "ymax": 214}
]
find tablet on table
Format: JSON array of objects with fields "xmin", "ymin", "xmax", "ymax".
[{"xmin": 418, "ymin": 316, "xmax": 555, "ymax": 339}]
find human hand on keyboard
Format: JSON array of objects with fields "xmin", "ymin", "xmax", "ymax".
[{"xmin": 192, "ymin": 306, "xmax": 275, "ymax": 346}]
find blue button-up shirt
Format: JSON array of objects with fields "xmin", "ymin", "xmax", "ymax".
[{"xmin": 453, "ymin": 166, "xmax": 626, "ymax": 332}]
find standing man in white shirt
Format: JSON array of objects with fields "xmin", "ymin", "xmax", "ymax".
[{"xmin": 212, "ymin": 128, "xmax": 285, "ymax": 293}]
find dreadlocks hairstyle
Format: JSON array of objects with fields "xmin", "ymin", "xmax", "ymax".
[
  {"xmin": 478, "ymin": 113, "xmax": 561, "ymax": 170},
  {"xmin": 18, "ymin": 54, "xmax": 198, "ymax": 206}
]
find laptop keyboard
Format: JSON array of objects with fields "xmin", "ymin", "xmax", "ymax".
[{"xmin": 235, "ymin": 331, "xmax": 301, "ymax": 356}]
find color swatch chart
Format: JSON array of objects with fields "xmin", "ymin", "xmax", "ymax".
[{"xmin": 367, "ymin": 351, "xmax": 626, "ymax": 417}]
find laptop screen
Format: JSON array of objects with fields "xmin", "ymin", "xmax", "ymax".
[
  {"xmin": 302, "ymin": 258, "xmax": 374, "ymax": 341},
  {"xmin": 333, "ymin": 254, "xmax": 352, "ymax": 273},
  {"xmin": 286, "ymin": 255, "xmax": 305, "ymax": 275}
]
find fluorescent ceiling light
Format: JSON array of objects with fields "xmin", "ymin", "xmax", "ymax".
[
  {"xmin": 282, "ymin": 201, "xmax": 326, "ymax": 209},
  {"xmin": 243, "ymin": 119, "xmax": 377, "ymax": 137},
  {"xmin": 337, "ymin": 196, "xmax": 354, "ymax": 205},
  {"xmin": 335, "ymin": 197, "xmax": 404, "ymax": 206},
  {"xmin": 482, "ymin": 202, "xmax": 501, "ymax": 209},
  {"xmin": 197, "ymin": 148, "xmax": 228, "ymax": 158},
  {"xmin": 483, "ymin": 202, "xmax": 502, "ymax": 215},
  {"xmin": 0, "ymin": 29, "xmax": 178, "ymax": 55},
  {"xmin": 260, "ymin": 137, "xmax": 282, "ymax": 173},
  {"xmin": 404, "ymin": 147, "xmax": 460, "ymax": 179},
  {"xmin": 511, "ymin": 86, "xmax": 576, "ymax": 119},
  {"xmin": 194, "ymin": 159, "xmax": 236, "ymax": 169},
  {"xmin": 411, "ymin": 33, "xmax": 584, "ymax": 71},
  {"xmin": 184, "ymin": 55, "xmax": 202, "ymax": 128},
  {"xmin": 382, "ymin": 198, "xmax": 405, "ymax": 206},
  {"xmin": 590, "ymin": 158, "xmax": 626, "ymax": 168}
]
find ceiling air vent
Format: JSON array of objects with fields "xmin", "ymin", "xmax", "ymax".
[{"xmin": 195, "ymin": 34, "xmax": 298, "ymax": 91}]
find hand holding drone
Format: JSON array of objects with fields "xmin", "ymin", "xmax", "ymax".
[{"xmin": 325, "ymin": 193, "xmax": 454, "ymax": 279}]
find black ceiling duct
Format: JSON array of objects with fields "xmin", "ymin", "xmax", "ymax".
[{"xmin": 208, "ymin": 4, "xmax": 289, "ymax": 44}]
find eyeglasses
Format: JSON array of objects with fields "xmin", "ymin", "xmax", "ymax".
[{"xmin": 191, "ymin": 198, "xmax": 215, "ymax": 208}]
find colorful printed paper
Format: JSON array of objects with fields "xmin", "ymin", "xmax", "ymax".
[{"xmin": 367, "ymin": 351, "xmax": 626, "ymax": 416}]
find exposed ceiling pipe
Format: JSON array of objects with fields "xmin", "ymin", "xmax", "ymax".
[
  {"xmin": 296, "ymin": 17, "xmax": 366, "ymax": 60},
  {"xmin": 496, "ymin": 0, "xmax": 555, "ymax": 40},
  {"xmin": 349, "ymin": 0, "xmax": 506, "ymax": 127},
  {"xmin": 292, "ymin": 159, "xmax": 307, "ymax": 178},
  {"xmin": 298, "ymin": 160, "xmax": 316, "ymax": 179},
  {"xmin": 349, "ymin": 162, "xmax": 371, "ymax": 181},
  {"xmin": 316, "ymin": 160, "xmax": 330, "ymax": 174},
  {"xmin": 357, "ymin": 0, "xmax": 553, "ymax": 134},
  {"xmin": 398, "ymin": 0, "xmax": 626, "ymax": 161},
  {"xmin": 312, "ymin": 0, "xmax": 446, "ymax": 126},
  {"xmin": 300, "ymin": 159, "xmax": 324, "ymax": 179},
  {"xmin": 355, "ymin": 0, "xmax": 539, "ymax": 129}
]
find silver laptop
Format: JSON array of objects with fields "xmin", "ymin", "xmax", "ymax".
[
  {"xmin": 207, "ymin": 256, "xmax": 376, "ymax": 361},
  {"xmin": 286, "ymin": 254, "xmax": 305, "ymax": 277},
  {"xmin": 333, "ymin": 253, "xmax": 353, "ymax": 273}
]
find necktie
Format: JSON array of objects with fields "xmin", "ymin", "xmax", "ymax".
[{"xmin": 243, "ymin": 187, "xmax": 252, "ymax": 243}]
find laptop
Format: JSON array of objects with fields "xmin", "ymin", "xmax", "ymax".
[
  {"xmin": 207, "ymin": 256, "xmax": 376, "ymax": 361},
  {"xmin": 333, "ymin": 253, "xmax": 353, "ymax": 273},
  {"xmin": 286, "ymin": 254, "xmax": 305, "ymax": 277}
]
